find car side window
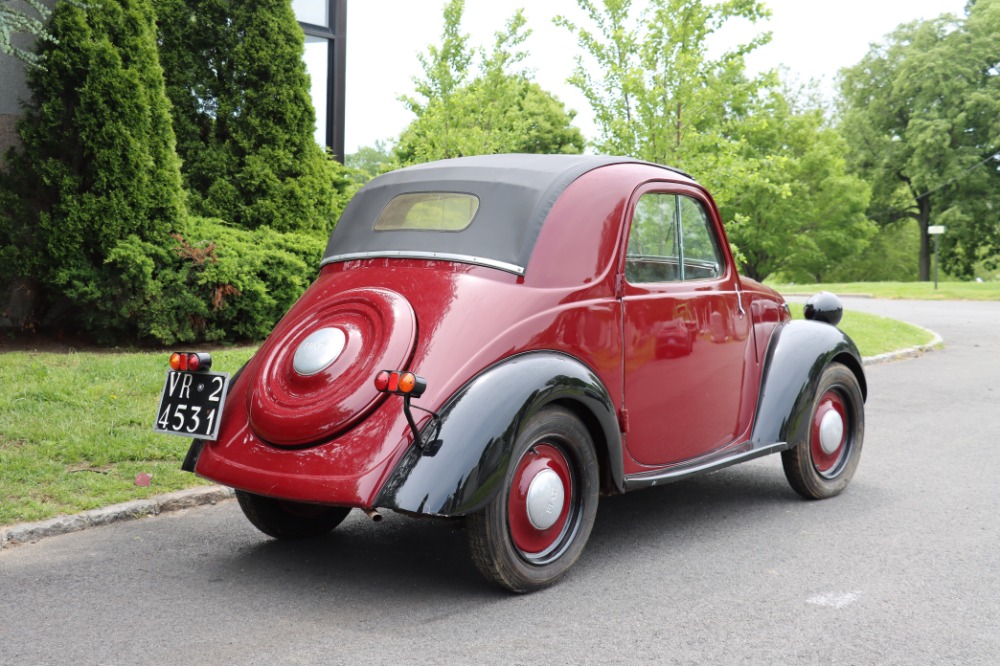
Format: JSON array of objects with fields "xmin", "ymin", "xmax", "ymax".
[{"xmin": 625, "ymin": 193, "xmax": 723, "ymax": 283}]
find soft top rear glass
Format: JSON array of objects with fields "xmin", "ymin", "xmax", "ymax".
[{"xmin": 373, "ymin": 192, "xmax": 480, "ymax": 232}]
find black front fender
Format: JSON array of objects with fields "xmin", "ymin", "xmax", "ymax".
[
  {"xmin": 375, "ymin": 352, "xmax": 623, "ymax": 517},
  {"xmin": 750, "ymin": 320, "xmax": 867, "ymax": 450}
]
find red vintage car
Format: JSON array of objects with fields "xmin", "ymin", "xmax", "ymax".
[{"xmin": 155, "ymin": 154, "xmax": 866, "ymax": 592}]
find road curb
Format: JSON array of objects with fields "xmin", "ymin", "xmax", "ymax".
[
  {"xmin": 0, "ymin": 486, "xmax": 234, "ymax": 551},
  {"xmin": 861, "ymin": 325, "xmax": 944, "ymax": 366}
]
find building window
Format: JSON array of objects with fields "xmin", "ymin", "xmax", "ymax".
[
  {"xmin": 293, "ymin": 0, "xmax": 346, "ymax": 162},
  {"xmin": 303, "ymin": 36, "xmax": 329, "ymax": 147},
  {"xmin": 292, "ymin": 0, "xmax": 328, "ymax": 27}
]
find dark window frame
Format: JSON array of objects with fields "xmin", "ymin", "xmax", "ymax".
[{"xmin": 298, "ymin": 0, "xmax": 347, "ymax": 162}]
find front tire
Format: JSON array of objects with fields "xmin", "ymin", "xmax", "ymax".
[
  {"xmin": 467, "ymin": 406, "xmax": 599, "ymax": 593},
  {"xmin": 782, "ymin": 363, "xmax": 865, "ymax": 499},
  {"xmin": 236, "ymin": 490, "xmax": 351, "ymax": 539}
]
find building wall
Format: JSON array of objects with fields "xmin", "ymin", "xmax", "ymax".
[
  {"xmin": 0, "ymin": 47, "xmax": 31, "ymax": 163},
  {"xmin": 0, "ymin": 1, "xmax": 53, "ymax": 165}
]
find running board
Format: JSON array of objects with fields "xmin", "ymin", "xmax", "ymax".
[{"xmin": 622, "ymin": 442, "xmax": 789, "ymax": 491}]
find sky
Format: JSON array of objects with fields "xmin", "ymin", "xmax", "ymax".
[{"xmin": 342, "ymin": 0, "xmax": 968, "ymax": 154}]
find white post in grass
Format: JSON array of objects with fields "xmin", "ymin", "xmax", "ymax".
[{"xmin": 928, "ymin": 225, "xmax": 946, "ymax": 290}]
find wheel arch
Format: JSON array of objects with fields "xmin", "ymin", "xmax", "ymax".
[
  {"xmin": 550, "ymin": 396, "xmax": 620, "ymax": 497},
  {"xmin": 750, "ymin": 320, "xmax": 867, "ymax": 451},
  {"xmin": 374, "ymin": 351, "xmax": 624, "ymax": 517},
  {"xmin": 833, "ymin": 349, "xmax": 867, "ymax": 401}
]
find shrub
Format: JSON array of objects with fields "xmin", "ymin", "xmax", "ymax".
[
  {"xmin": 0, "ymin": 0, "xmax": 185, "ymax": 340},
  {"xmin": 110, "ymin": 218, "xmax": 327, "ymax": 345}
]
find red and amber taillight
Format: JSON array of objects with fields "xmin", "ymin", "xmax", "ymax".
[
  {"xmin": 169, "ymin": 352, "xmax": 213, "ymax": 372},
  {"xmin": 374, "ymin": 370, "xmax": 426, "ymax": 398},
  {"xmin": 374, "ymin": 369, "xmax": 431, "ymax": 449}
]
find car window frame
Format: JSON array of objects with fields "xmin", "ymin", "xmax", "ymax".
[{"xmin": 619, "ymin": 182, "xmax": 733, "ymax": 289}]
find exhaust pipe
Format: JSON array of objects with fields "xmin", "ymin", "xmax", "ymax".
[{"xmin": 363, "ymin": 508, "xmax": 383, "ymax": 522}]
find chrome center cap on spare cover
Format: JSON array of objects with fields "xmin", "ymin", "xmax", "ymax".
[{"xmin": 293, "ymin": 327, "xmax": 347, "ymax": 376}]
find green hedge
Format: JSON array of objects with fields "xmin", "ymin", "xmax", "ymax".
[{"xmin": 109, "ymin": 218, "xmax": 326, "ymax": 345}]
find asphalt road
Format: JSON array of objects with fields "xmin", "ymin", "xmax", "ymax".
[{"xmin": 2, "ymin": 298, "xmax": 999, "ymax": 665}]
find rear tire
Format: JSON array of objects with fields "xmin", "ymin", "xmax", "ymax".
[
  {"xmin": 782, "ymin": 363, "xmax": 865, "ymax": 499},
  {"xmin": 467, "ymin": 406, "xmax": 599, "ymax": 593},
  {"xmin": 236, "ymin": 490, "xmax": 351, "ymax": 539}
]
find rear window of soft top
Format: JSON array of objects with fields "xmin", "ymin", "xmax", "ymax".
[{"xmin": 373, "ymin": 192, "xmax": 480, "ymax": 232}]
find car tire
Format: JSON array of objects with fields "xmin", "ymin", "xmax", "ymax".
[
  {"xmin": 467, "ymin": 406, "xmax": 599, "ymax": 593},
  {"xmin": 781, "ymin": 362, "xmax": 865, "ymax": 499},
  {"xmin": 236, "ymin": 490, "xmax": 351, "ymax": 539}
]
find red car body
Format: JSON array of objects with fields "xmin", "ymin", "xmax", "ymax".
[{"xmin": 179, "ymin": 154, "xmax": 867, "ymax": 592}]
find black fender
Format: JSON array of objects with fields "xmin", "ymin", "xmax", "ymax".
[
  {"xmin": 750, "ymin": 320, "xmax": 867, "ymax": 451},
  {"xmin": 375, "ymin": 351, "xmax": 624, "ymax": 517}
]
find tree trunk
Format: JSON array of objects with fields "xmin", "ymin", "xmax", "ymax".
[
  {"xmin": 1, "ymin": 277, "xmax": 41, "ymax": 332},
  {"xmin": 917, "ymin": 195, "xmax": 932, "ymax": 281}
]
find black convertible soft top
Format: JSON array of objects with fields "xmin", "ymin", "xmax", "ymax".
[{"xmin": 322, "ymin": 154, "xmax": 691, "ymax": 275}]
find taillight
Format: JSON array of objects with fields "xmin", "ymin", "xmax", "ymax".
[
  {"xmin": 169, "ymin": 352, "xmax": 213, "ymax": 372},
  {"xmin": 373, "ymin": 370, "xmax": 426, "ymax": 398},
  {"xmin": 373, "ymin": 369, "xmax": 430, "ymax": 449}
]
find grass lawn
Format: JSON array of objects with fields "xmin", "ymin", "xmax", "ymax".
[
  {"xmin": 0, "ymin": 346, "xmax": 255, "ymax": 525},
  {"xmin": 771, "ymin": 280, "xmax": 1000, "ymax": 301},
  {"xmin": 0, "ymin": 296, "xmax": 939, "ymax": 526},
  {"xmin": 787, "ymin": 304, "xmax": 935, "ymax": 356}
]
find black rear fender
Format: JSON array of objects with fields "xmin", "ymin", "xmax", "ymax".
[{"xmin": 375, "ymin": 352, "xmax": 623, "ymax": 517}]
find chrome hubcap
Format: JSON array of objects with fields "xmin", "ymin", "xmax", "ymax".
[
  {"xmin": 525, "ymin": 468, "xmax": 565, "ymax": 530},
  {"xmin": 819, "ymin": 409, "xmax": 844, "ymax": 454}
]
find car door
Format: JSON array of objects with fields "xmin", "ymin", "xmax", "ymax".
[{"xmin": 621, "ymin": 185, "xmax": 754, "ymax": 466}]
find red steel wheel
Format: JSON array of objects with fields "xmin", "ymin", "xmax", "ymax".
[
  {"xmin": 782, "ymin": 363, "xmax": 865, "ymax": 500},
  {"xmin": 811, "ymin": 391, "xmax": 848, "ymax": 478},
  {"xmin": 507, "ymin": 443, "xmax": 574, "ymax": 560},
  {"xmin": 467, "ymin": 406, "xmax": 599, "ymax": 592}
]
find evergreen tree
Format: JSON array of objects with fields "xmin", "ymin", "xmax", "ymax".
[
  {"xmin": 0, "ymin": 0, "xmax": 185, "ymax": 338},
  {"xmin": 155, "ymin": 0, "xmax": 347, "ymax": 234}
]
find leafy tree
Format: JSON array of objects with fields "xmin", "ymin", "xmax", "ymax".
[
  {"xmin": 396, "ymin": 0, "xmax": 584, "ymax": 164},
  {"xmin": 559, "ymin": 0, "xmax": 873, "ymax": 282},
  {"xmin": 346, "ymin": 140, "xmax": 397, "ymax": 190},
  {"xmin": 0, "ymin": 0, "xmax": 185, "ymax": 339},
  {"xmin": 404, "ymin": 0, "xmax": 472, "ymax": 114},
  {"xmin": 155, "ymin": 0, "xmax": 348, "ymax": 234},
  {"xmin": 719, "ymin": 90, "xmax": 874, "ymax": 282},
  {"xmin": 823, "ymin": 221, "xmax": 921, "ymax": 283},
  {"xmin": 556, "ymin": 0, "xmax": 772, "ymax": 168},
  {"xmin": 1, "ymin": 0, "xmax": 89, "ymax": 67},
  {"xmin": 838, "ymin": 0, "xmax": 1000, "ymax": 280}
]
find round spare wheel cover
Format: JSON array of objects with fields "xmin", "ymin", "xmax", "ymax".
[{"xmin": 247, "ymin": 287, "xmax": 416, "ymax": 446}]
